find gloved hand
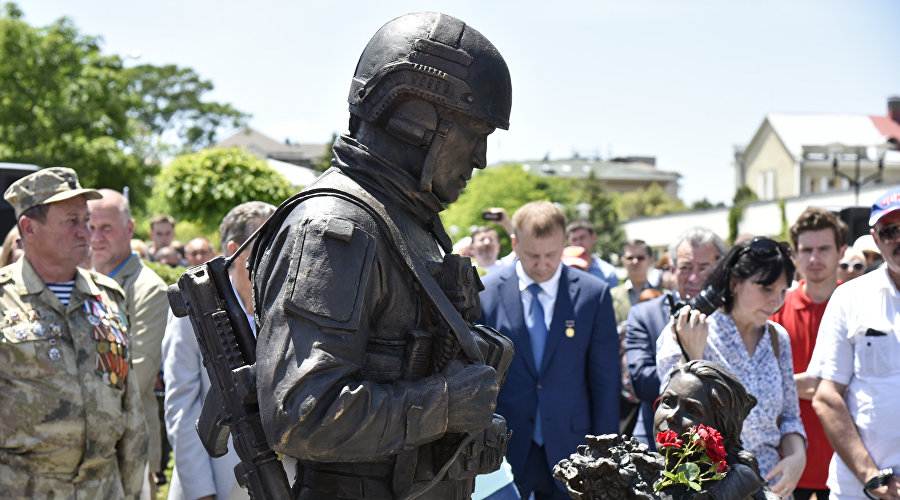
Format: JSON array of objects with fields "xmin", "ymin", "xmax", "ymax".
[{"xmin": 443, "ymin": 360, "xmax": 499, "ymax": 433}]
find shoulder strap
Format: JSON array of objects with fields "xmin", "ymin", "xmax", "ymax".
[{"xmin": 247, "ymin": 174, "xmax": 484, "ymax": 364}]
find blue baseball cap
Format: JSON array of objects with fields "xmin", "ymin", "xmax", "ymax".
[{"xmin": 870, "ymin": 185, "xmax": 900, "ymax": 226}]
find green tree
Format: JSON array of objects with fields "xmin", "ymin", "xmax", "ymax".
[
  {"xmin": 691, "ymin": 198, "xmax": 726, "ymax": 210},
  {"xmin": 440, "ymin": 163, "xmax": 574, "ymax": 254},
  {"xmin": 0, "ymin": 5, "xmax": 149, "ymax": 199},
  {"xmin": 727, "ymin": 185, "xmax": 758, "ymax": 244},
  {"xmin": 617, "ymin": 183, "xmax": 688, "ymax": 221},
  {"xmin": 565, "ymin": 172, "xmax": 624, "ymax": 258},
  {"xmin": 150, "ymin": 147, "xmax": 294, "ymax": 230},
  {"xmin": 123, "ymin": 63, "xmax": 249, "ymax": 155},
  {"xmin": 313, "ymin": 133, "xmax": 337, "ymax": 172},
  {"xmin": 0, "ymin": 4, "xmax": 251, "ymax": 208}
]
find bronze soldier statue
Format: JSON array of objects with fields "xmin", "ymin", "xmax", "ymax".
[{"xmin": 249, "ymin": 12, "xmax": 514, "ymax": 500}]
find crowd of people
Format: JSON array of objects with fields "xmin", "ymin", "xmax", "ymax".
[
  {"xmin": 2, "ymin": 162, "xmax": 898, "ymax": 500},
  {"xmin": 0, "ymin": 167, "xmax": 289, "ymax": 499},
  {"xmin": 459, "ymin": 189, "xmax": 897, "ymax": 500}
]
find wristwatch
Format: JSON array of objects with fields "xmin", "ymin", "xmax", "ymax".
[{"xmin": 863, "ymin": 468, "xmax": 894, "ymax": 500}]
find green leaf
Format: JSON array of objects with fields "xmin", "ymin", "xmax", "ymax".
[
  {"xmin": 688, "ymin": 480, "xmax": 702, "ymax": 491},
  {"xmin": 677, "ymin": 462, "xmax": 701, "ymax": 482}
]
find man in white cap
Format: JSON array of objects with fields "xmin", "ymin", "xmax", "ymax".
[
  {"xmin": 0, "ymin": 168, "xmax": 148, "ymax": 498},
  {"xmin": 811, "ymin": 185, "xmax": 900, "ymax": 500}
]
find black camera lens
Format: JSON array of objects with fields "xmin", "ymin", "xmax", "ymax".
[{"xmin": 671, "ymin": 285, "xmax": 724, "ymax": 320}]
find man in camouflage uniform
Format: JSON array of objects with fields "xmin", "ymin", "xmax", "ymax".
[
  {"xmin": 89, "ymin": 188, "xmax": 169, "ymax": 498},
  {"xmin": 0, "ymin": 168, "xmax": 148, "ymax": 498}
]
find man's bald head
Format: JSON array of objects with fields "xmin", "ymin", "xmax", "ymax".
[
  {"xmin": 88, "ymin": 189, "xmax": 136, "ymax": 275},
  {"xmin": 90, "ymin": 189, "xmax": 131, "ymax": 223},
  {"xmin": 185, "ymin": 237, "xmax": 215, "ymax": 266}
]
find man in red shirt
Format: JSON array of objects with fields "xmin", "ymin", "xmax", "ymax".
[{"xmin": 771, "ymin": 207, "xmax": 848, "ymax": 500}]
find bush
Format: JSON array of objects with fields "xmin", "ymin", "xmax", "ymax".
[{"xmin": 149, "ymin": 147, "xmax": 295, "ymax": 229}]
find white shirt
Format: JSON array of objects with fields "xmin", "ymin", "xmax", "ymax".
[
  {"xmin": 808, "ymin": 266, "xmax": 900, "ymax": 499},
  {"xmin": 516, "ymin": 260, "xmax": 562, "ymax": 331}
]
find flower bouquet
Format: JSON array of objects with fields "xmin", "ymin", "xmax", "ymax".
[{"xmin": 654, "ymin": 425, "xmax": 727, "ymax": 496}]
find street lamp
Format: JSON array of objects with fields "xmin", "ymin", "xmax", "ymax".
[{"xmin": 830, "ymin": 143, "xmax": 885, "ymax": 205}]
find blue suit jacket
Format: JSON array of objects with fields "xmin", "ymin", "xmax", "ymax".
[
  {"xmin": 479, "ymin": 264, "xmax": 619, "ymax": 481},
  {"xmin": 623, "ymin": 293, "xmax": 672, "ymax": 448}
]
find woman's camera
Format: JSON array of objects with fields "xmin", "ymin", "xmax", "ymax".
[{"xmin": 670, "ymin": 285, "xmax": 725, "ymax": 320}]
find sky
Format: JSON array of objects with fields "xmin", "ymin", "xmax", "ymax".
[{"xmin": 14, "ymin": 0, "xmax": 900, "ymax": 205}]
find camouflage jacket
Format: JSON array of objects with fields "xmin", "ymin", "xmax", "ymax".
[{"xmin": 0, "ymin": 258, "xmax": 148, "ymax": 498}]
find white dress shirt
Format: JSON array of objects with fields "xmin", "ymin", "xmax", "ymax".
[{"xmin": 516, "ymin": 261, "xmax": 562, "ymax": 331}]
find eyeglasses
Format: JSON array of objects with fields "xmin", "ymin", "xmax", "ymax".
[
  {"xmin": 839, "ymin": 262, "xmax": 864, "ymax": 271},
  {"xmin": 876, "ymin": 224, "xmax": 900, "ymax": 243}
]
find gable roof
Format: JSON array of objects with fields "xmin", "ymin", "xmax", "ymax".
[
  {"xmin": 216, "ymin": 128, "xmax": 327, "ymax": 162},
  {"xmin": 766, "ymin": 113, "xmax": 899, "ymax": 160}
]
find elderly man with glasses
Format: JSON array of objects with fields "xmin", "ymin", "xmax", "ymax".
[{"xmin": 810, "ymin": 186, "xmax": 900, "ymax": 500}]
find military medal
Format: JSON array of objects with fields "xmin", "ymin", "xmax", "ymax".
[
  {"xmin": 5, "ymin": 309, "xmax": 20, "ymax": 324},
  {"xmin": 84, "ymin": 297, "xmax": 129, "ymax": 389},
  {"xmin": 48, "ymin": 346, "xmax": 60, "ymax": 360},
  {"xmin": 565, "ymin": 320, "xmax": 575, "ymax": 338},
  {"xmin": 31, "ymin": 323, "xmax": 46, "ymax": 337}
]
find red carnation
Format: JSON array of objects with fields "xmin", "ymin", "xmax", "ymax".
[
  {"xmin": 715, "ymin": 460, "xmax": 727, "ymax": 473},
  {"xmin": 656, "ymin": 430, "xmax": 683, "ymax": 449}
]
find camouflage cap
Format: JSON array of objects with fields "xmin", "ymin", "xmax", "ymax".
[{"xmin": 4, "ymin": 167, "xmax": 101, "ymax": 218}]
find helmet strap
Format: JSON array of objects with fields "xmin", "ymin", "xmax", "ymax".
[{"xmin": 419, "ymin": 119, "xmax": 452, "ymax": 192}]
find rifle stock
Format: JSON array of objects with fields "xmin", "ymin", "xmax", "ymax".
[{"xmin": 168, "ymin": 257, "xmax": 291, "ymax": 499}]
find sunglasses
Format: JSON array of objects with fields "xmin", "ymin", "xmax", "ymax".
[
  {"xmin": 839, "ymin": 262, "xmax": 864, "ymax": 271},
  {"xmin": 876, "ymin": 224, "xmax": 900, "ymax": 243},
  {"xmin": 739, "ymin": 237, "xmax": 792, "ymax": 260}
]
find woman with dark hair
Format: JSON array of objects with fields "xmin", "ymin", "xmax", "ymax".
[{"xmin": 656, "ymin": 237, "xmax": 806, "ymax": 498}]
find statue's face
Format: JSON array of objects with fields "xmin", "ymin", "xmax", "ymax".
[
  {"xmin": 430, "ymin": 111, "xmax": 495, "ymax": 203},
  {"xmin": 654, "ymin": 372, "xmax": 714, "ymax": 437}
]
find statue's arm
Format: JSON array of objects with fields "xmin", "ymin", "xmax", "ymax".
[{"xmin": 255, "ymin": 214, "xmax": 450, "ymax": 461}]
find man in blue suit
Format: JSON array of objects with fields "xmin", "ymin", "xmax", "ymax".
[
  {"xmin": 624, "ymin": 226, "xmax": 727, "ymax": 448},
  {"xmin": 479, "ymin": 202, "xmax": 620, "ymax": 499}
]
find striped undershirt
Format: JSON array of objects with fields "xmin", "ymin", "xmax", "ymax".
[{"xmin": 47, "ymin": 280, "xmax": 75, "ymax": 307}]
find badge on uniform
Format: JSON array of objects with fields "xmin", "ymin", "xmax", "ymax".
[
  {"xmin": 565, "ymin": 320, "xmax": 575, "ymax": 338},
  {"xmin": 84, "ymin": 296, "xmax": 129, "ymax": 389},
  {"xmin": 4, "ymin": 309, "xmax": 21, "ymax": 324},
  {"xmin": 4, "ymin": 308, "xmax": 60, "ymax": 361}
]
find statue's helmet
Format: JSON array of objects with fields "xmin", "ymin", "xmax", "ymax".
[{"xmin": 348, "ymin": 12, "xmax": 512, "ymax": 131}]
